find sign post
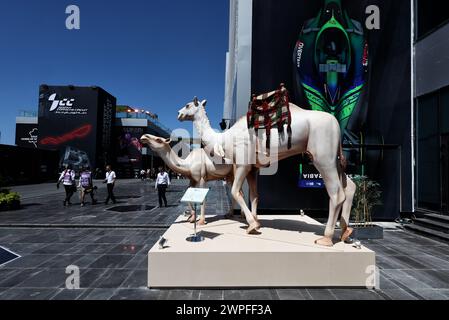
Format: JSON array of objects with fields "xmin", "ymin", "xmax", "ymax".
[{"xmin": 180, "ymin": 187, "xmax": 209, "ymax": 243}]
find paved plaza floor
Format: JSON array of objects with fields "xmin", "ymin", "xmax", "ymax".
[{"xmin": 1, "ymin": 179, "xmax": 449, "ymax": 300}]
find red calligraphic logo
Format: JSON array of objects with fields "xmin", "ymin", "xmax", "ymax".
[
  {"xmin": 362, "ymin": 43, "xmax": 369, "ymax": 67},
  {"xmin": 40, "ymin": 124, "xmax": 92, "ymax": 146}
]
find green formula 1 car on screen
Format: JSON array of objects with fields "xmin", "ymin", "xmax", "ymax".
[{"xmin": 293, "ymin": 0, "xmax": 370, "ymax": 147}]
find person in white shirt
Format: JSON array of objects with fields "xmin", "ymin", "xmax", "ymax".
[
  {"xmin": 155, "ymin": 167, "xmax": 170, "ymax": 207},
  {"xmin": 104, "ymin": 165, "xmax": 117, "ymax": 204},
  {"xmin": 57, "ymin": 165, "xmax": 76, "ymax": 206}
]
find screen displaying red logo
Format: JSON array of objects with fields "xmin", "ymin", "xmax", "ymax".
[{"xmin": 40, "ymin": 124, "xmax": 92, "ymax": 146}]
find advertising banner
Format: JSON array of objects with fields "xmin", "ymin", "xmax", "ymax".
[
  {"xmin": 252, "ymin": 0, "xmax": 412, "ymax": 218},
  {"xmin": 15, "ymin": 124, "xmax": 38, "ymax": 148},
  {"xmin": 115, "ymin": 126, "xmax": 144, "ymax": 167}
]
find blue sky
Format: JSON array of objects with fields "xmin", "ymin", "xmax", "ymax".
[{"xmin": 0, "ymin": 0, "xmax": 229, "ymax": 145}]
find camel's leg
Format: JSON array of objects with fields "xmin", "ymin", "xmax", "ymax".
[
  {"xmin": 187, "ymin": 202, "xmax": 196, "ymax": 223},
  {"xmin": 198, "ymin": 179, "xmax": 207, "ymax": 226},
  {"xmin": 314, "ymin": 165, "xmax": 346, "ymax": 247},
  {"xmin": 197, "ymin": 202, "xmax": 206, "ymax": 226},
  {"xmin": 224, "ymin": 178, "xmax": 237, "ymax": 219},
  {"xmin": 340, "ymin": 177, "xmax": 356, "ymax": 242},
  {"xmin": 246, "ymin": 168, "xmax": 260, "ymax": 223},
  {"xmin": 231, "ymin": 165, "xmax": 260, "ymax": 234}
]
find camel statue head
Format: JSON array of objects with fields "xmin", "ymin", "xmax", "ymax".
[
  {"xmin": 140, "ymin": 134, "xmax": 171, "ymax": 151},
  {"xmin": 177, "ymin": 97, "xmax": 207, "ymax": 122}
]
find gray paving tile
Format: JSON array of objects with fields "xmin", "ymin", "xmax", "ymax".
[
  {"xmin": 73, "ymin": 254, "xmax": 103, "ymax": 269},
  {"xmin": 0, "ymin": 288, "xmax": 61, "ymax": 300},
  {"xmin": 331, "ymin": 289, "xmax": 384, "ymax": 300},
  {"xmin": 376, "ymin": 255, "xmax": 410, "ymax": 270},
  {"xmin": 40, "ymin": 254, "xmax": 85, "ymax": 269},
  {"xmin": 166, "ymin": 289, "xmax": 201, "ymax": 300},
  {"xmin": 0, "ymin": 269, "xmax": 41, "ymax": 288},
  {"xmin": 88, "ymin": 254, "xmax": 134, "ymax": 269},
  {"xmin": 15, "ymin": 268, "xmax": 67, "ymax": 288},
  {"xmin": 79, "ymin": 268, "xmax": 109, "ymax": 289},
  {"xmin": 382, "ymin": 270, "xmax": 433, "ymax": 290},
  {"xmin": 70, "ymin": 244, "xmax": 113, "ymax": 255},
  {"xmin": 436, "ymin": 289, "xmax": 449, "ymax": 299},
  {"xmin": 3, "ymin": 243, "xmax": 46, "ymax": 254},
  {"xmin": 3, "ymin": 254, "xmax": 54, "ymax": 269},
  {"xmin": 50, "ymin": 289, "xmax": 88, "ymax": 300},
  {"xmin": 306, "ymin": 289, "xmax": 336, "ymax": 300},
  {"xmin": 106, "ymin": 244, "xmax": 142, "ymax": 255},
  {"xmin": 123, "ymin": 254, "xmax": 148, "ymax": 270},
  {"xmin": 119, "ymin": 269, "xmax": 147, "ymax": 289},
  {"xmin": 32, "ymin": 243, "xmax": 78, "ymax": 255},
  {"xmin": 110, "ymin": 288, "xmax": 161, "ymax": 300},
  {"xmin": 390, "ymin": 255, "xmax": 435, "ymax": 270},
  {"xmin": 93, "ymin": 269, "xmax": 133, "ymax": 288},
  {"xmin": 83, "ymin": 288, "xmax": 117, "ymax": 300},
  {"xmin": 378, "ymin": 274, "xmax": 401, "ymax": 290},
  {"xmin": 403, "ymin": 269, "xmax": 449, "ymax": 289},
  {"xmin": 413, "ymin": 289, "xmax": 449, "ymax": 300},
  {"xmin": 199, "ymin": 290, "xmax": 224, "ymax": 300},
  {"xmin": 223, "ymin": 289, "xmax": 277, "ymax": 300},
  {"xmin": 378, "ymin": 289, "xmax": 418, "ymax": 300},
  {"xmin": 276, "ymin": 289, "xmax": 308, "ymax": 300}
]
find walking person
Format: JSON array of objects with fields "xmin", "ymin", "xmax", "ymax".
[
  {"xmin": 104, "ymin": 165, "xmax": 117, "ymax": 205},
  {"xmin": 155, "ymin": 167, "xmax": 170, "ymax": 207},
  {"xmin": 57, "ymin": 165, "xmax": 76, "ymax": 206},
  {"xmin": 79, "ymin": 166, "xmax": 97, "ymax": 206}
]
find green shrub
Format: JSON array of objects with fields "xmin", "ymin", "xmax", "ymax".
[{"xmin": 0, "ymin": 190, "xmax": 21, "ymax": 211}]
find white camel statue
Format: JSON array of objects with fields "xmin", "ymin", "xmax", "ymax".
[
  {"xmin": 177, "ymin": 96, "xmax": 355, "ymax": 247},
  {"xmin": 140, "ymin": 134, "xmax": 242, "ymax": 225}
]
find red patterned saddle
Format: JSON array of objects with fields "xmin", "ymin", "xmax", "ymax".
[{"xmin": 247, "ymin": 83, "xmax": 292, "ymax": 152}]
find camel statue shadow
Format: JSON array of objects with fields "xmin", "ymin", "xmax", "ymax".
[
  {"xmin": 239, "ymin": 219, "xmax": 325, "ymax": 236},
  {"xmin": 197, "ymin": 230, "xmax": 223, "ymax": 240}
]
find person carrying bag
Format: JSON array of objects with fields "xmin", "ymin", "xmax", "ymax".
[
  {"xmin": 79, "ymin": 166, "xmax": 97, "ymax": 206},
  {"xmin": 57, "ymin": 165, "xmax": 76, "ymax": 206}
]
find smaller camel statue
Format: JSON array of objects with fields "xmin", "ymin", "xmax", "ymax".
[{"xmin": 140, "ymin": 134, "xmax": 236, "ymax": 225}]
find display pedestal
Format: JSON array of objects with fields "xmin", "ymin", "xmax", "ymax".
[{"xmin": 148, "ymin": 215, "xmax": 376, "ymax": 288}]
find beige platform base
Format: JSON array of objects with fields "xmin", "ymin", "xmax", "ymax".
[{"xmin": 148, "ymin": 215, "xmax": 376, "ymax": 288}]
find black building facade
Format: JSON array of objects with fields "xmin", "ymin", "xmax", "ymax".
[{"xmin": 37, "ymin": 85, "xmax": 116, "ymax": 171}]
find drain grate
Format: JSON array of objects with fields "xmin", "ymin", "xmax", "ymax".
[
  {"xmin": 0, "ymin": 246, "xmax": 20, "ymax": 267},
  {"xmin": 106, "ymin": 205, "xmax": 156, "ymax": 213}
]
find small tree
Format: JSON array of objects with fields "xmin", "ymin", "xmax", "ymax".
[{"xmin": 350, "ymin": 175, "xmax": 382, "ymax": 227}]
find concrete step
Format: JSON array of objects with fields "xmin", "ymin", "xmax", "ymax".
[
  {"xmin": 414, "ymin": 218, "xmax": 449, "ymax": 233},
  {"xmin": 425, "ymin": 213, "xmax": 449, "ymax": 224},
  {"xmin": 404, "ymin": 223, "xmax": 449, "ymax": 243}
]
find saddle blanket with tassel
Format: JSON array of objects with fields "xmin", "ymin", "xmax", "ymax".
[{"xmin": 247, "ymin": 84, "xmax": 292, "ymax": 151}]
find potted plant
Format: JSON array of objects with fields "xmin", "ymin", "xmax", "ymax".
[{"xmin": 349, "ymin": 175, "xmax": 383, "ymax": 239}]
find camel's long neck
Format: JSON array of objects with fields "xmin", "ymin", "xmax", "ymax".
[
  {"xmin": 156, "ymin": 147, "xmax": 191, "ymax": 177},
  {"xmin": 194, "ymin": 108, "xmax": 222, "ymax": 147}
]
